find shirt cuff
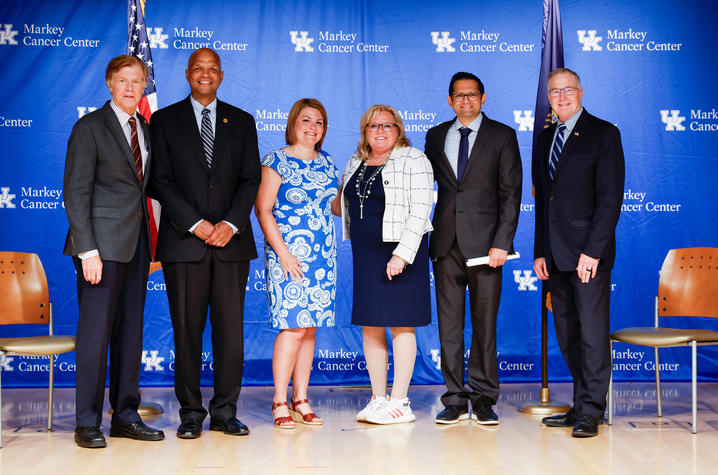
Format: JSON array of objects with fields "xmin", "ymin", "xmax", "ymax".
[
  {"xmin": 188, "ymin": 220, "xmax": 203, "ymax": 233},
  {"xmin": 78, "ymin": 249, "xmax": 99, "ymax": 259},
  {"xmin": 223, "ymin": 220, "xmax": 238, "ymax": 234}
]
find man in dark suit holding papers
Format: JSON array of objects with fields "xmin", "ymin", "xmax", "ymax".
[
  {"xmin": 532, "ymin": 68, "xmax": 624, "ymax": 437},
  {"xmin": 425, "ymin": 72, "xmax": 522, "ymax": 425}
]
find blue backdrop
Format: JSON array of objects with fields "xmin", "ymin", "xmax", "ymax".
[{"xmin": 1, "ymin": 0, "xmax": 717, "ymax": 388}]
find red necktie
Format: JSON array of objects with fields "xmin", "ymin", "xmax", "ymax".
[{"xmin": 128, "ymin": 116, "xmax": 143, "ymax": 183}]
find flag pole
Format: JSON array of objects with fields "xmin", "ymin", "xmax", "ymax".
[{"xmin": 518, "ymin": 0, "xmax": 570, "ymax": 416}]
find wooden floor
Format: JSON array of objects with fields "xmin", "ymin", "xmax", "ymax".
[{"xmin": 2, "ymin": 382, "xmax": 718, "ymax": 474}]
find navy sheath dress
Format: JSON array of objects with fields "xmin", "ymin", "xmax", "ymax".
[{"xmin": 346, "ymin": 165, "xmax": 431, "ymax": 327}]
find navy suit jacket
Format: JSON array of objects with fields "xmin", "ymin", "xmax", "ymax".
[{"xmin": 532, "ymin": 109, "xmax": 625, "ymax": 272}]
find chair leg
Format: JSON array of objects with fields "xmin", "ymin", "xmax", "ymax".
[
  {"xmin": 654, "ymin": 346, "xmax": 662, "ymax": 417},
  {"xmin": 48, "ymin": 354, "xmax": 55, "ymax": 431},
  {"xmin": 692, "ymin": 341, "xmax": 697, "ymax": 434},
  {"xmin": 608, "ymin": 340, "xmax": 613, "ymax": 425}
]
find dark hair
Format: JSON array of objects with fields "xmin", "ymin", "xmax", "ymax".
[
  {"xmin": 105, "ymin": 55, "xmax": 149, "ymax": 86},
  {"xmin": 449, "ymin": 72, "xmax": 484, "ymax": 96},
  {"xmin": 285, "ymin": 98, "xmax": 328, "ymax": 150}
]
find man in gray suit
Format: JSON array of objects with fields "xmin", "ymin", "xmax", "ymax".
[{"xmin": 63, "ymin": 55, "xmax": 164, "ymax": 448}]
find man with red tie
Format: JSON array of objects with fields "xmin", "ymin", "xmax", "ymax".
[{"xmin": 64, "ymin": 55, "xmax": 164, "ymax": 448}]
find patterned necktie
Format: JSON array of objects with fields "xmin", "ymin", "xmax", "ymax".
[
  {"xmin": 457, "ymin": 127, "xmax": 472, "ymax": 181},
  {"xmin": 127, "ymin": 116, "xmax": 143, "ymax": 183},
  {"xmin": 548, "ymin": 123, "xmax": 566, "ymax": 182},
  {"xmin": 201, "ymin": 108, "xmax": 214, "ymax": 167}
]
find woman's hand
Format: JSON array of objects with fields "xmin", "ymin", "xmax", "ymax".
[
  {"xmin": 279, "ymin": 251, "xmax": 305, "ymax": 282},
  {"xmin": 386, "ymin": 254, "xmax": 406, "ymax": 281}
]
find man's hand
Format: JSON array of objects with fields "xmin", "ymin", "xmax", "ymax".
[
  {"xmin": 576, "ymin": 253, "xmax": 600, "ymax": 283},
  {"xmin": 534, "ymin": 257, "xmax": 549, "ymax": 280},
  {"xmin": 206, "ymin": 221, "xmax": 234, "ymax": 247},
  {"xmin": 193, "ymin": 220, "xmax": 215, "ymax": 240},
  {"xmin": 386, "ymin": 255, "xmax": 406, "ymax": 281},
  {"xmin": 82, "ymin": 255, "xmax": 103, "ymax": 285},
  {"xmin": 488, "ymin": 248, "xmax": 508, "ymax": 268}
]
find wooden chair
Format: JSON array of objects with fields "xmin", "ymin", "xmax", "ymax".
[
  {"xmin": 0, "ymin": 252, "xmax": 76, "ymax": 447},
  {"xmin": 607, "ymin": 248, "xmax": 718, "ymax": 433}
]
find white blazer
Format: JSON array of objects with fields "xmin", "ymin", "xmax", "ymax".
[{"xmin": 341, "ymin": 146, "xmax": 434, "ymax": 264}]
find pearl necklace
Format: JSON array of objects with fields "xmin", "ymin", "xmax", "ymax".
[{"xmin": 355, "ymin": 161, "xmax": 385, "ymax": 219}]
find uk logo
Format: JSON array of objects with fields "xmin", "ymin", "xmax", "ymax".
[
  {"xmin": 0, "ymin": 24, "xmax": 19, "ymax": 45},
  {"xmin": 660, "ymin": 110, "xmax": 686, "ymax": 131},
  {"xmin": 0, "ymin": 187, "xmax": 17, "ymax": 208},
  {"xmin": 147, "ymin": 27, "xmax": 169, "ymax": 49},
  {"xmin": 430, "ymin": 349, "xmax": 441, "ymax": 370},
  {"xmin": 0, "ymin": 355, "xmax": 14, "ymax": 371},
  {"xmin": 513, "ymin": 270, "xmax": 538, "ymax": 291},
  {"xmin": 513, "ymin": 110, "xmax": 534, "ymax": 131},
  {"xmin": 577, "ymin": 29, "xmax": 602, "ymax": 51},
  {"xmin": 141, "ymin": 350, "xmax": 165, "ymax": 371},
  {"xmin": 289, "ymin": 31, "xmax": 314, "ymax": 52},
  {"xmin": 431, "ymin": 31, "xmax": 455, "ymax": 52},
  {"xmin": 77, "ymin": 106, "xmax": 97, "ymax": 118}
]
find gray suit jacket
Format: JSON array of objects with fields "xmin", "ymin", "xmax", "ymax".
[{"xmin": 63, "ymin": 101, "xmax": 152, "ymax": 262}]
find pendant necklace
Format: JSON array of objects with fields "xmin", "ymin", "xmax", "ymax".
[{"xmin": 355, "ymin": 161, "xmax": 385, "ymax": 219}]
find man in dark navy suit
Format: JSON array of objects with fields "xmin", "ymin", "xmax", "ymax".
[
  {"xmin": 150, "ymin": 48, "xmax": 261, "ymax": 439},
  {"xmin": 532, "ymin": 68, "xmax": 624, "ymax": 437}
]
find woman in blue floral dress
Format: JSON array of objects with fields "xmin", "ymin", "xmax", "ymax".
[{"xmin": 255, "ymin": 98, "xmax": 338, "ymax": 429}]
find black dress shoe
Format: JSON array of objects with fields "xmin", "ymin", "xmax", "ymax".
[
  {"xmin": 109, "ymin": 421, "xmax": 165, "ymax": 441},
  {"xmin": 177, "ymin": 419, "xmax": 202, "ymax": 439},
  {"xmin": 473, "ymin": 403, "xmax": 499, "ymax": 425},
  {"xmin": 75, "ymin": 426, "xmax": 107, "ymax": 448},
  {"xmin": 209, "ymin": 417, "xmax": 249, "ymax": 436},
  {"xmin": 572, "ymin": 413, "xmax": 599, "ymax": 438},
  {"xmin": 435, "ymin": 405, "xmax": 470, "ymax": 424},
  {"xmin": 542, "ymin": 408, "xmax": 577, "ymax": 427}
]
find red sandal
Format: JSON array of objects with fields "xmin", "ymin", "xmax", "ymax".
[
  {"xmin": 272, "ymin": 401, "xmax": 295, "ymax": 429},
  {"xmin": 290, "ymin": 399, "xmax": 323, "ymax": 425}
]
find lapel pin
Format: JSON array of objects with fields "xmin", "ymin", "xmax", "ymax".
[
  {"xmin": 223, "ymin": 118, "xmax": 228, "ymax": 123},
  {"xmin": 574, "ymin": 131, "xmax": 579, "ymax": 136}
]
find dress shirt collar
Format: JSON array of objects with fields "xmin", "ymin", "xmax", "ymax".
[
  {"xmin": 109, "ymin": 99, "xmax": 139, "ymax": 126},
  {"xmin": 559, "ymin": 107, "xmax": 584, "ymax": 133},
  {"xmin": 450, "ymin": 112, "xmax": 483, "ymax": 134},
  {"xmin": 190, "ymin": 95, "xmax": 217, "ymax": 116}
]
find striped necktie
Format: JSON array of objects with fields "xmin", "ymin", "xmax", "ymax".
[
  {"xmin": 548, "ymin": 123, "xmax": 566, "ymax": 182},
  {"xmin": 201, "ymin": 108, "xmax": 214, "ymax": 167},
  {"xmin": 127, "ymin": 117, "xmax": 143, "ymax": 183}
]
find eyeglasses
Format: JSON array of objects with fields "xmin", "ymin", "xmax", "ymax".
[
  {"xmin": 452, "ymin": 92, "xmax": 482, "ymax": 102},
  {"xmin": 548, "ymin": 87, "xmax": 579, "ymax": 97},
  {"xmin": 366, "ymin": 123, "xmax": 397, "ymax": 132}
]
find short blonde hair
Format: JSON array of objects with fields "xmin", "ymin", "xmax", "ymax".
[
  {"xmin": 357, "ymin": 105, "xmax": 411, "ymax": 161},
  {"xmin": 285, "ymin": 98, "xmax": 328, "ymax": 150}
]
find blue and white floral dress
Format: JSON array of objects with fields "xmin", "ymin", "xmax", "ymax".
[{"xmin": 261, "ymin": 149, "xmax": 339, "ymax": 329}]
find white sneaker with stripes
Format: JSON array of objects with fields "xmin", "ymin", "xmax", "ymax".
[
  {"xmin": 364, "ymin": 397, "xmax": 416, "ymax": 424},
  {"xmin": 356, "ymin": 395, "xmax": 387, "ymax": 422}
]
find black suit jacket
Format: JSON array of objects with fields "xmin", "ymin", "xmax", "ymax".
[
  {"xmin": 532, "ymin": 109, "xmax": 625, "ymax": 272},
  {"xmin": 425, "ymin": 113, "xmax": 522, "ymax": 260},
  {"xmin": 63, "ymin": 101, "xmax": 152, "ymax": 262},
  {"xmin": 149, "ymin": 96, "xmax": 261, "ymax": 263}
]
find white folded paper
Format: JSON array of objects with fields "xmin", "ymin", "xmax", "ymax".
[{"xmin": 466, "ymin": 252, "xmax": 520, "ymax": 267}]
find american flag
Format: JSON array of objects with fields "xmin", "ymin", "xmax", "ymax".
[{"xmin": 127, "ymin": 0, "xmax": 159, "ymax": 255}]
